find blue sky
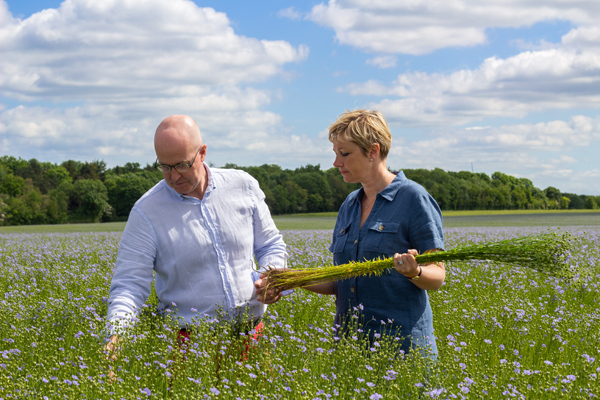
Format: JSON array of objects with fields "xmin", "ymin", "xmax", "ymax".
[{"xmin": 1, "ymin": 0, "xmax": 599, "ymax": 195}]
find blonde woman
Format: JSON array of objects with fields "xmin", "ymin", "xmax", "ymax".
[{"xmin": 306, "ymin": 109, "xmax": 445, "ymax": 358}]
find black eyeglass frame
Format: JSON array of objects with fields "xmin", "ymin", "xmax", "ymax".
[{"xmin": 155, "ymin": 148, "xmax": 201, "ymax": 174}]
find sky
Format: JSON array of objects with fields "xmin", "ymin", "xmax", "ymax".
[{"xmin": 1, "ymin": 0, "xmax": 600, "ymax": 195}]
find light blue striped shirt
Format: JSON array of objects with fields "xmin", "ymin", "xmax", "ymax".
[{"xmin": 107, "ymin": 164, "xmax": 286, "ymax": 335}]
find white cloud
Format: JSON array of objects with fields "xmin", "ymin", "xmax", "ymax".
[
  {"xmin": 366, "ymin": 56, "xmax": 396, "ymax": 69},
  {"xmin": 309, "ymin": 0, "xmax": 600, "ymax": 55},
  {"xmin": 0, "ymin": 0, "xmax": 310, "ymax": 166},
  {"xmin": 385, "ymin": 116, "xmax": 600, "ymax": 193},
  {"xmin": 340, "ymin": 30, "xmax": 600, "ymax": 126},
  {"xmin": 278, "ymin": 6, "xmax": 303, "ymax": 20},
  {"xmin": 0, "ymin": 0, "xmax": 308, "ymax": 101}
]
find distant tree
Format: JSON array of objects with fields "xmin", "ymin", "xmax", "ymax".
[
  {"xmin": 40, "ymin": 165, "xmax": 71, "ymax": 194},
  {"xmin": 61, "ymin": 160, "xmax": 83, "ymax": 180},
  {"xmin": 0, "ymin": 173, "xmax": 26, "ymax": 197},
  {"xmin": 79, "ymin": 160, "xmax": 107, "ymax": 181},
  {"xmin": 293, "ymin": 165, "xmax": 332, "ymax": 212},
  {"xmin": 70, "ymin": 179, "xmax": 111, "ymax": 222},
  {"xmin": 104, "ymin": 173, "xmax": 159, "ymax": 217},
  {"xmin": 46, "ymin": 181, "xmax": 72, "ymax": 224},
  {"xmin": 584, "ymin": 196, "xmax": 599, "ymax": 210}
]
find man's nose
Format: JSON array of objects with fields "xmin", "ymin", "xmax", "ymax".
[{"xmin": 170, "ymin": 169, "xmax": 182, "ymax": 180}]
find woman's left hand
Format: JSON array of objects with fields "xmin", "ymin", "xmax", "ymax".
[{"xmin": 393, "ymin": 249, "xmax": 420, "ymax": 279}]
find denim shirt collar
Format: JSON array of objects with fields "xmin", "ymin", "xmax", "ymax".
[
  {"xmin": 347, "ymin": 170, "xmax": 407, "ymax": 206},
  {"xmin": 164, "ymin": 162, "xmax": 215, "ymax": 201}
]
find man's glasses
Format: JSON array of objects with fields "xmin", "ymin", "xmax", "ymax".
[{"xmin": 155, "ymin": 148, "xmax": 201, "ymax": 174}]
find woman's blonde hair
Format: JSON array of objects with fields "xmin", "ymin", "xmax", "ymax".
[{"xmin": 328, "ymin": 109, "xmax": 392, "ymax": 159}]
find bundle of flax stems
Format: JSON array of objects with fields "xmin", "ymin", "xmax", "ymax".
[{"xmin": 263, "ymin": 231, "xmax": 573, "ymax": 293}]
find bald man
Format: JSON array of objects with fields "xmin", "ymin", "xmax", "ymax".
[{"xmin": 106, "ymin": 115, "xmax": 286, "ymax": 344}]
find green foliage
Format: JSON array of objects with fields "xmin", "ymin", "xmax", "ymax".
[
  {"xmin": 1, "ymin": 156, "xmax": 599, "ymax": 226},
  {"xmin": 70, "ymin": 179, "xmax": 111, "ymax": 223},
  {"xmin": 0, "ymin": 172, "xmax": 26, "ymax": 197},
  {"xmin": 104, "ymin": 172, "xmax": 161, "ymax": 218}
]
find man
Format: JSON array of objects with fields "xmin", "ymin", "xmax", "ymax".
[{"xmin": 106, "ymin": 115, "xmax": 286, "ymax": 348}]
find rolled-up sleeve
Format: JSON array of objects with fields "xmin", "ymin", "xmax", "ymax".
[{"xmin": 107, "ymin": 208, "xmax": 157, "ymax": 336}]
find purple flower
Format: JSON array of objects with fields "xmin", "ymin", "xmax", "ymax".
[
  {"xmin": 370, "ymin": 394, "xmax": 383, "ymax": 400},
  {"xmin": 210, "ymin": 387, "xmax": 220, "ymax": 395},
  {"xmin": 140, "ymin": 388, "xmax": 151, "ymax": 396}
]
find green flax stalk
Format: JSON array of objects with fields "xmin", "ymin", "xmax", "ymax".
[{"xmin": 263, "ymin": 232, "xmax": 573, "ymax": 292}]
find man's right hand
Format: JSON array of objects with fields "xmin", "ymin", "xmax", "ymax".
[
  {"xmin": 103, "ymin": 334, "xmax": 121, "ymax": 360},
  {"xmin": 103, "ymin": 335, "xmax": 121, "ymax": 382}
]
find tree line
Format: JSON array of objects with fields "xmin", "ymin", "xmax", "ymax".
[{"xmin": 1, "ymin": 155, "xmax": 599, "ymax": 226}]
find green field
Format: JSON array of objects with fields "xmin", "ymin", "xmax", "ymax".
[
  {"xmin": 1, "ymin": 225, "xmax": 599, "ymax": 398},
  {"xmin": 1, "ymin": 210, "xmax": 599, "ymax": 234}
]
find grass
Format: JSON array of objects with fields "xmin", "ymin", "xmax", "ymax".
[{"xmin": 1, "ymin": 209, "xmax": 599, "ymax": 234}]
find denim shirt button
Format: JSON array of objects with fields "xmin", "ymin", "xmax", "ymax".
[
  {"xmin": 353, "ymin": 239, "xmax": 358, "ymax": 245},
  {"xmin": 378, "ymin": 225, "xmax": 384, "ymax": 231},
  {"xmin": 350, "ymin": 286, "xmax": 355, "ymax": 293},
  {"xmin": 339, "ymin": 228, "xmax": 345, "ymax": 234}
]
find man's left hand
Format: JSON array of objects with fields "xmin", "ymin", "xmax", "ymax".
[{"xmin": 254, "ymin": 272, "xmax": 283, "ymax": 304}]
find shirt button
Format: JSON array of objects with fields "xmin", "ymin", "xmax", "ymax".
[
  {"xmin": 378, "ymin": 225, "xmax": 385, "ymax": 231},
  {"xmin": 354, "ymin": 239, "xmax": 358, "ymax": 245},
  {"xmin": 339, "ymin": 228, "xmax": 345, "ymax": 234},
  {"xmin": 350, "ymin": 286, "xmax": 355, "ymax": 293}
]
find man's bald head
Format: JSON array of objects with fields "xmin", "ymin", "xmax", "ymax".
[
  {"xmin": 154, "ymin": 115, "xmax": 208, "ymax": 198},
  {"xmin": 154, "ymin": 115, "xmax": 203, "ymax": 156}
]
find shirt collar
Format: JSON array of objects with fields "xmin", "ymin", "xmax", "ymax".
[{"xmin": 347, "ymin": 171, "xmax": 407, "ymax": 206}]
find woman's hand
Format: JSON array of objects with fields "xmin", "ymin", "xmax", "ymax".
[
  {"xmin": 394, "ymin": 249, "xmax": 446, "ymax": 290},
  {"xmin": 393, "ymin": 249, "xmax": 420, "ymax": 279}
]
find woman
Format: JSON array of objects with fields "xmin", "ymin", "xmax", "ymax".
[{"xmin": 307, "ymin": 109, "xmax": 445, "ymax": 358}]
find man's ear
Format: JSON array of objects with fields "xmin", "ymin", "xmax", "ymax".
[{"xmin": 199, "ymin": 144, "xmax": 208, "ymax": 162}]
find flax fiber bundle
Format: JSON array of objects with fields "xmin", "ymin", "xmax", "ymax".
[{"xmin": 263, "ymin": 232, "xmax": 573, "ymax": 293}]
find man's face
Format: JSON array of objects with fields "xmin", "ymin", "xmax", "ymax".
[{"xmin": 156, "ymin": 144, "xmax": 207, "ymax": 197}]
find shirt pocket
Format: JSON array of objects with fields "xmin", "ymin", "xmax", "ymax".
[
  {"xmin": 364, "ymin": 221, "xmax": 400, "ymax": 254},
  {"xmin": 331, "ymin": 222, "xmax": 352, "ymax": 254}
]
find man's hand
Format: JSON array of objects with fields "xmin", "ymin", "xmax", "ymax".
[
  {"xmin": 103, "ymin": 334, "xmax": 121, "ymax": 360},
  {"xmin": 103, "ymin": 335, "xmax": 121, "ymax": 382},
  {"xmin": 254, "ymin": 272, "xmax": 283, "ymax": 304}
]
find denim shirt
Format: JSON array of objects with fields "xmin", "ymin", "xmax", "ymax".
[{"xmin": 329, "ymin": 171, "xmax": 444, "ymax": 355}]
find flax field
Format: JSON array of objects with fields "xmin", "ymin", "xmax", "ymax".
[{"xmin": 1, "ymin": 226, "xmax": 599, "ymax": 399}]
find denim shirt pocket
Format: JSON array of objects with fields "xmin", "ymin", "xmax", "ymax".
[
  {"xmin": 332, "ymin": 222, "xmax": 352, "ymax": 254},
  {"xmin": 364, "ymin": 221, "xmax": 400, "ymax": 254}
]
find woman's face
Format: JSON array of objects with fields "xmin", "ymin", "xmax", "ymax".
[{"xmin": 332, "ymin": 136, "xmax": 370, "ymax": 184}]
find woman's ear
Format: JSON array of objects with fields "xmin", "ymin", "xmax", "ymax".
[{"xmin": 370, "ymin": 143, "xmax": 380, "ymax": 160}]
